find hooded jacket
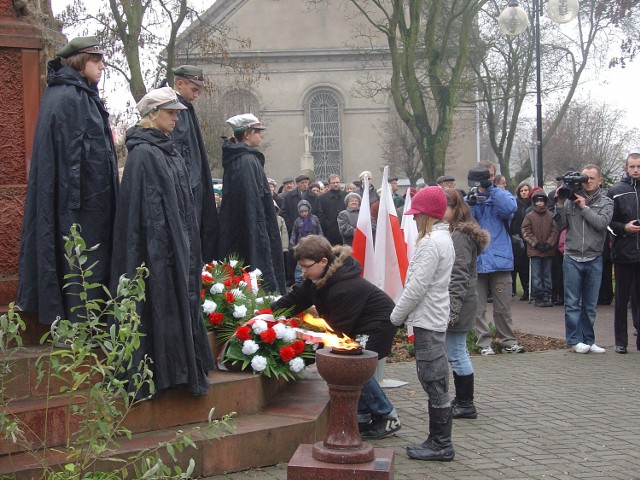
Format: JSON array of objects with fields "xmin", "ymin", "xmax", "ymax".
[
  {"xmin": 607, "ymin": 173, "xmax": 640, "ymax": 264},
  {"xmin": 391, "ymin": 222, "xmax": 454, "ymax": 332},
  {"xmin": 448, "ymin": 222, "xmax": 490, "ymax": 333},
  {"xmin": 218, "ymin": 139, "xmax": 286, "ymax": 294},
  {"xmin": 17, "ymin": 59, "xmax": 118, "ymax": 324},
  {"xmin": 554, "ymin": 187, "xmax": 613, "ymax": 260},
  {"xmin": 522, "ymin": 190, "xmax": 558, "ymax": 258},
  {"xmin": 111, "ymin": 125, "xmax": 214, "ymax": 398},
  {"xmin": 270, "ymin": 246, "xmax": 397, "ymax": 358},
  {"xmin": 280, "ymin": 187, "xmax": 324, "ymax": 233},
  {"xmin": 289, "ymin": 200, "xmax": 323, "ymax": 249}
]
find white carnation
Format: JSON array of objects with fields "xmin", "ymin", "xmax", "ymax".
[
  {"xmin": 289, "ymin": 357, "xmax": 305, "ymax": 373},
  {"xmin": 229, "ymin": 260, "xmax": 238, "ymax": 268},
  {"xmin": 249, "ymin": 268, "xmax": 262, "ymax": 291},
  {"xmin": 242, "ymin": 340, "xmax": 259, "ymax": 355},
  {"xmin": 231, "ymin": 288, "xmax": 245, "ymax": 300},
  {"xmin": 252, "ymin": 319, "xmax": 268, "ymax": 334},
  {"xmin": 255, "ymin": 297, "xmax": 265, "ymax": 304},
  {"xmin": 282, "ymin": 327, "xmax": 297, "ymax": 343},
  {"xmin": 210, "ymin": 283, "xmax": 225, "ymax": 294},
  {"xmin": 272, "ymin": 323, "xmax": 287, "ymax": 339},
  {"xmin": 202, "ymin": 300, "xmax": 217, "ymax": 314},
  {"xmin": 251, "ymin": 355, "xmax": 267, "ymax": 372},
  {"xmin": 233, "ymin": 304, "xmax": 248, "ymax": 318},
  {"xmin": 239, "ymin": 281, "xmax": 248, "ymax": 288}
]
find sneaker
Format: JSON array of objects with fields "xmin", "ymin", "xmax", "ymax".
[
  {"xmin": 360, "ymin": 416, "xmax": 401, "ymax": 440},
  {"xmin": 571, "ymin": 342, "xmax": 590, "ymax": 354},
  {"xmin": 589, "ymin": 344, "xmax": 606, "ymax": 354},
  {"xmin": 479, "ymin": 346, "xmax": 495, "ymax": 356},
  {"xmin": 502, "ymin": 343, "xmax": 525, "ymax": 353}
]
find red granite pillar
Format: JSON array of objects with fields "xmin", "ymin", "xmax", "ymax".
[{"xmin": 0, "ymin": 0, "xmax": 63, "ymax": 306}]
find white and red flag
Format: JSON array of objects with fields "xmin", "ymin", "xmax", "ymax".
[
  {"xmin": 351, "ymin": 176, "xmax": 377, "ymax": 282},
  {"xmin": 373, "ymin": 166, "xmax": 408, "ymax": 303},
  {"xmin": 401, "ymin": 188, "xmax": 419, "ymax": 262}
]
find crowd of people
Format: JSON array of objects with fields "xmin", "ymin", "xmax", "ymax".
[{"xmin": 14, "ymin": 35, "xmax": 640, "ymax": 463}]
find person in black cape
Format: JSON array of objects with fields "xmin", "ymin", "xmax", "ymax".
[
  {"xmin": 218, "ymin": 114, "xmax": 286, "ymax": 294},
  {"xmin": 111, "ymin": 87, "xmax": 215, "ymax": 398},
  {"xmin": 17, "ymin": 36, "xmax": 119, "ymax": 325}
]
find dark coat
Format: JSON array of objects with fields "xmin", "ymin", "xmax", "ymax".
[
  {"xmin": 270, "ymin": 246, "xmax": 397, "ymax": 358},
  {"xmin": 280, "ymin": 188, "xmax": 324, "ymax": 234},
  {"xmin": 319, "ymin": 188, "xmax": 347, "ymax": 245},
  {"xmin": 607, "ymin": 173, "xmax": 640, "ymax": 264},
  {"xmin": 448, "ymin": 222, "xmax": 490, "ymax": 333},
  {"xmin": 172, "ymin": 94, "xmax": 219, "ymax": 263},
  {"xmin": 218, "ymin": 139, "xmax": 286, "ymax": 294},
  {"xmin": 17, "ymin": 60, "xmax": 118, "ymax": 324},
  {"xmin": 111, "ymin": 125, "xmax": 214, "ymax": 398}
]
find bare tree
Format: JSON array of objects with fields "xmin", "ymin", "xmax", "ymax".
[
  {"xmin": 377, "ymin": 113, "xmax": 422, "ymax": 186},
  {"xmin": 543, "ymin": 99, "xmax": 640, "ymax": 185}
]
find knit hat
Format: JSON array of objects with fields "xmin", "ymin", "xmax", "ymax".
[
  {"xmin": 344, "ymin": 192, "xmax": 361, "ymax": 206},
  {"xmin": 528, "ymin": 186, "xmax": 543, "ymax": 200},
  {"xmin": 405, "ymin": 186, "xmax": 447, "ymax": 219},
  {"xmin": 531, "ymin": 189, "xmax": 548, "ymax": 202},
  {"xmin": 297, "ymin": 199, "xmax": 311, "ymax": 212}
]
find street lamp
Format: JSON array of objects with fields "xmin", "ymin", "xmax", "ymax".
[{"xmin": 498, "ymin": 0, "xmax": 579, "ymax": 188}]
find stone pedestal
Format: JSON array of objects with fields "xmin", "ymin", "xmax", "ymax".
[
  {"xmin": 300, "ymin": 152, "xmax": 314, "ymax": 172},
  {"xmin": 0, "ymin": 0, "xmax": 63, "ymax": 305},
  {"xmin": 287, "ymin": 348, "xmax": 394, "ymax": 479}
]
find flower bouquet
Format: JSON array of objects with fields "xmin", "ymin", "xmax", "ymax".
[{"xmin": 222, "ymin": 310, "xmax": 318, "ymax": 381}]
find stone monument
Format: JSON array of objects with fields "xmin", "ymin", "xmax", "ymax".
[{"xmin": 300, "ymin": 126, "xmax": 314, "ymax": 172}]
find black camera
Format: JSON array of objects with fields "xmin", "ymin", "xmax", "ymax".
[
  {"xmin": 555, "ymin": 171, "xmax": 588, "ymax": 200},
  {"xmin": 466, "ymin": 187, "xmax": 480, "ymax": 206}
]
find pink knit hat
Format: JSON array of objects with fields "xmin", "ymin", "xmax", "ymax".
[{"xmin": 405, "ymin": 186, "xmax": 447, "ymax": 219}]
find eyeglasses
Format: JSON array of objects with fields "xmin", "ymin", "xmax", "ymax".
[{"xmin": 298, "ymin": 261, "xmax": 317, "ymax": 270}]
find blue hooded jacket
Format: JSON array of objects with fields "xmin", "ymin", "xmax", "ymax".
[{"xmin": 468, "ymin": 185, "xmax": 517, "ymax": 273}]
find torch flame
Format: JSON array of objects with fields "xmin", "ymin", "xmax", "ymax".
[{"xmin": 301, "ymin": 314, "xmax": 361, "ymax": 350}]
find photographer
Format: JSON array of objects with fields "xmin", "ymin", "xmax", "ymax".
[
  {"xmin": 466, "ymin": 161, "xmax": 524, "ymax": 355},
  {"xmin": 554, "ymin": 165, "xmax": 613, "ymax": 354}
]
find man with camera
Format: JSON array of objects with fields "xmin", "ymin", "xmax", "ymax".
[
  {"xmin": 554, "ymin": 165, "xmax": 613, "ymax": 354},
  {"xmin": 467, "ymin": 161, "xmax": 524, "ymax": 355},
  {"xmin": 606, "ymin": 153, "xmax": 640, "ymax": 354}
]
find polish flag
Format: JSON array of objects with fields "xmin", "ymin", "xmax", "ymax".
[
  {"xmin": 351, "ymin": 176, "xmax": 377, "ymax": 282},
  {"xmin": 401, "ymin": 189, "xmax": 419, "ymax": 261},
  {"xmin": 373, "ymin": 166, "xmax": 408, "ymax": 303}
]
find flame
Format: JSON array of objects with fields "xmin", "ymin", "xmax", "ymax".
[{"xmin": 302, "ymin": 314, "xmax": 361, "ymax": 350}]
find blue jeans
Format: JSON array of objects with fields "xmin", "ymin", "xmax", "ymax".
[
  {"xmin": 530, "ymin": 256, "xmax": 553, "ymax": 299},
  {"xmin": 445, "ymin": 331, "xmax": 474, "ymax": 376},
  {"xmin": 563, "ymin": 255, "xmax": 603, "ymax": 346},
  {"xmin": 358, "ymin": 376, "xmax": 393, "ymax": 423}
]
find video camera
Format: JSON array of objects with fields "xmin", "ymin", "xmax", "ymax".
[
  {"xmin": 466, "ymin": 167, "xmax": 491, "ymax": 206},
  {"xmin": 555, "ymin": 171, "xmax": 589, "ymax": 200}
]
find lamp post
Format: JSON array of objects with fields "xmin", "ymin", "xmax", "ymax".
[{"xmin": 498, "ymin": 0, "xmax": 579, "ymax": 188}]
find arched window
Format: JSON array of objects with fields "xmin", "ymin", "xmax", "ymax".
[
  {"xmin": 308, "ymin": 90, "xmax": 342, "ymax": 181},
  {"xmin": 222, "ymin": 89, "xmax": 260, "ymax": 121}
]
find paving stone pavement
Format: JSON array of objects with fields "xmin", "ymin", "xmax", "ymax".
[{"xmin": 205, "ymin": 300, "xmax": 640, "ymax": 479}]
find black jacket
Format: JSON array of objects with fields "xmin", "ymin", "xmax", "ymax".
[
  {"xmin": 280, "ymin": 188, "xmax": 324, "ymax": 234},
  {"xmin": 172, "ymin": 94, "xmax": 219, "ymax": 263},
  {"xmin": 607, "ymin": 173, "xmax": 640, "ymax": 264},
  {"xmin": 111, "ymin": 125, "xmax": 214, "ymax": 398},
  {"xmin": 218, "ymin": 140, "xmax": 286, "ymax": 294},
  {"xmin": 319, "ymin": 188, "xmax": 347, "ymax": 245},
  {"xmin": 270, "ymin": 246, "xmax": 397, "ymax": 358},
  {"xmin": 17, "ymin": 60, "xmax": 118, "ymax": 324}
]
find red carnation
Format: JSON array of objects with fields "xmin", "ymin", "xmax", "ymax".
[
  {"xmin": 222, "ymin": 264, "xmax": 235, "ymax": 276},
  {"xmin": 223, "ymin": 279, "xmax": 232, "ymax": 288},
  {"xmin": 292, "ymin": 340, "xmax": 306, "ymax": 355},
  {"xmin": 200, "ymin": 289, "xmax": 206, "ymax": 300},
  {"xmin": 208, "ymin": 312, "xmax": 224, "ymax": 326},
  {"xmin": 257, "ymin": 308, "xmax": 273, "ymax": 315},
  {"xmin": 279, "ymin": 346, "xmax": 295, "ymax": 362},
  {"xmin": 236, "ymin": 325, "xmax": 252, "ymax": 341},
  {"xmin": 232, "ymin": 275, "xmax": 243, "ymax": 286},
  {"xmin": 224, "ymin": 291, "xmax": 235, "ymax": 303},
  {"xmin": 202, "ymin": 273, "xmax": 213, "ymax": 285},
  {"xmin": 287, "ymin": 318, "xmax": 300, "ymax": 328},
  {"xmin": 260, "ymin": 328, "xmax": 277, "ymax": 344}
]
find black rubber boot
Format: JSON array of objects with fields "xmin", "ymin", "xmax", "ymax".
[
  {"xmin": 406, "ymin": 405, "xmax": 455, "ymax": 461},
  {"xmin": 451, "ymin": 372, "xmax": 477, "ymax": 419}
]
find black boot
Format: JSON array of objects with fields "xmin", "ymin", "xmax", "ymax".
[
  {"xmin": 538, "ymin": 295, "xmax": 553, "ymax": 308},
  {"xmin": 451, "ymin": 372, "xmax": 477, "ymax": 419},
  {"xmin": 406, "ymin": 405, "xmax": 455, "ymax": 461}
]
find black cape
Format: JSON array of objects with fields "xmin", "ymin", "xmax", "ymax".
[
  {"xmin": 172, "ymin": 93, "xmax": 219, "ymax": 263},
  {"xmin": 218, "ymin": 140, "xmax": 286, "ymax": 294},
  {"xmin": 17, "ymin": 59, "xmax": 118, "ymax": 324},
  {"xmin": 111, "ymin": 125, "xmax": 214, "ymax": 398}
]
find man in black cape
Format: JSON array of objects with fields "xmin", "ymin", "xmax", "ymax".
[
  {"xmin": 17, "ymin": 36, "xmax": 118, "ymax": 324},
  {"xmin": 171, "ymin": 65, "xmax": 219, "ymax": 263}
]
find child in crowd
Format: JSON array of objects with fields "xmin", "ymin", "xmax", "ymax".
[
  {"xmin": 390, "ymin": 186, "xmax": 455, "ymax": 462},
  {"xmin": 289, "ymin": 200, "xmax": 323, "ymax": 283},
  {"xmin": 521, "ymin": 189, "xmax": 558, "ymax": 307}
]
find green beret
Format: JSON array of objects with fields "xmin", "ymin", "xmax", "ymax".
[
  {"xmin": 56, "ymin": 36, "xmax": 104, "ymax": 59},
  {"xmin": 172, "ymin": 65, "xmax": 205, "ymax": 86}
]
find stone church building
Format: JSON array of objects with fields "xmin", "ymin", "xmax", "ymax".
[{"xmin": 176, "ymin": 0, "xmax": 478, "ymax": 187}]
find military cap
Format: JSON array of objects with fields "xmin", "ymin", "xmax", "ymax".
[
  {"xmin": 226, "ymin": 113, "xmax": 266, "ymax": 132},
  {"xmin": 137, "ymin": 87, "xmax": 188, "ymax": 118},
  {"xmin": 173, "ymin": 65, "xmax": 205, "ymax": 86},
  {"xmin": 56, "ymin": 36, "xmax": 104, "ymax": 59}
]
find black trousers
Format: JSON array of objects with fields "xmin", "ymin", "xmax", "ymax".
[{"xmin": 613, "ymin": 262, "xmax": 640, "ymax": 348}]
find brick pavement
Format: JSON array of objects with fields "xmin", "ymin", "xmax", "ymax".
[{"xmin": 205, "ymin": 299, "xmax": 640, "ymax": 479}]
